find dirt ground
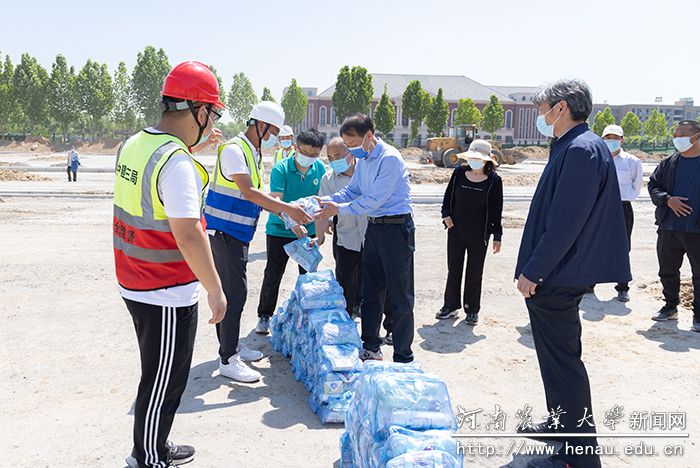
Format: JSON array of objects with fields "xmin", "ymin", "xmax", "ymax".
[{"xmin": 0, "ymin": 188, "xmax": 698, "ymax": 468}]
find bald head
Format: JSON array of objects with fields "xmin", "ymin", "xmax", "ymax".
[{"xmin": 327, "ymin": 137, "xmax": 349, "ymax": 162}]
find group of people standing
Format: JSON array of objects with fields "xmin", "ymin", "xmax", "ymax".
[{"xmin": 111, "ymin": 62, "xmax": 699, "ymax": 468}]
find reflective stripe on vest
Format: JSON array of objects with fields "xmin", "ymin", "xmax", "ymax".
[
  {"xmin": 203, "ymin": 137, "xmax": 263, "ymax": 242},
  {"xmin": 113, "ymin": 130, "xmax": 209, "ymax": 291},
  {"xmin": 274, "ymin": 148, "xmax": 295, "ymax": 165}
]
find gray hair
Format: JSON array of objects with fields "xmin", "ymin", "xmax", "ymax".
[
  {"xmin": 532, "ymin": 78, "xmax": 593, "ymax": 122},
  {"xmin": 327, "ymin": 136, "xmax": 347, "ymax": 151}
]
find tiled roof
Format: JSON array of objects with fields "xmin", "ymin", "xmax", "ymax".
[{"xmin": 318, "ymin": 73, "xmax": 514, "ymax": 103}]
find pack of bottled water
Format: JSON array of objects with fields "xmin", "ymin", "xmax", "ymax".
[
  {"xmin": 269, "ymin": 270, "xmax": 363, "ymax": 424},
  {"xmin": 282, "ymin": 196, "xmax": 321, "ymax": 229},
  {"xmin": 283, "ymin": 236, "xmax": 323, "ymax": 273},
  {"xmin": 339, "ymin": 362, "xmax": 462, "ymax": 468}
]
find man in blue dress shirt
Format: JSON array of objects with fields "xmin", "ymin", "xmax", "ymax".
[{"xmin": 316, "ymin": 114, "xmax": 414, "ymax": 363}]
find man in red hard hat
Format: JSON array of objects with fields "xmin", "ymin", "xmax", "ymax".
[{"xmin": 114, "ymin": 61, "xmax": 227, "ymax": 468}]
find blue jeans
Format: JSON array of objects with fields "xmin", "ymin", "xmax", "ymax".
[{"xmin": 361, "ymin": 218, "xmax": 415, "ymax": 362}]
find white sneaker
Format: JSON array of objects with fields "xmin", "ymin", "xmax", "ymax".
[
  {"xmin": 219, "ymin": 355, "xmax": 261, "ymax": 382},
  {"xmin": 237, "ymin": 343, "xmax": 263, "ymax": 362}
]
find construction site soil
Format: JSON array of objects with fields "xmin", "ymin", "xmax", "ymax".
[{"xmin": 1, "ymin": 194, "xmax": 697, "ymax": 468}]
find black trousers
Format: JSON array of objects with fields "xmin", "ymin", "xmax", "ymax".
[
  {"xmin": 361, "ymin": 218, "xmax": 414, "ymax": 362},
  {"xmin": 615, "ymin": 201, "xmax": 635, "ymax": 292},
  {"xmin": 332, "ymin": 233, "xmax": 392, "ymax": 332},
  {"xmin": 526, "ymin": 285, "xmax": 601, "ymax": 468},
  {"xmin": 657, "ymin": 229, "xmax": 700, "ymax": 316},
  {"xmin": 124, "ymin": 298, "xmax": 198, "ymax": 468},
  {"xmin": 443, "ymin": 224, "xmax": 488, "ymax": 313},
  {"xmin": 67, "ymin": 166, "xmax": 76, "ymax": 181},
  {"xmin": 257, "ymin": 234, "xmax": 308, "ymax": 317},
  {"xmin": 210, "ymin": 231, "xmax": 248, "ymax": 363}
]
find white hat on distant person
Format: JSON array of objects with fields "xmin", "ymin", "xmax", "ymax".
[
  {"xmin": 602, "ymin": 125, "xmax": 624, "ymax": 137},
  {"xmin": 457, "ymin": 139, "xmax": 496, "ymax": 163},
  {"xmin": 279, "ymin": 125, "xmax": 294, "ymax": 137}
]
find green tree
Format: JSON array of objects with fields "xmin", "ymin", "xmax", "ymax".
[
  {"xmin": 591, "ymin": 107, "xmax": 616, "ymax": 136},
  {"xmin": 281, "ymin": 78, "xmax": 308, "ymax": 129},
  {"xmin": 0, "ymin": 53, "xmax": 16, "ymax": 139},
  {"xmin": 331, "ymin": 65, "xmax": 374, "ymax": 123},
  {"xmin": 112, "ymin": 61, "xmax": 136, "ymax": 136},
  {"xmin": 208, "ymin": 65, "xmax": 226, "ymax": 106},
  {"xmin": 374, "ymin": 83, "xmax": 396, "ymax": 137},
  {"xmin": 402, "ymin": 80, "xmax": 429, "ymax": 145},
  {"xmin": 131, "ymin": 46, "xmax": 170, "ymax": 126},
  {"xmin": 481, "ymin": 95, "xmax": 504, "ymax": 141},
  {"xmin": 425, "ymin": 88, "xmax": 449, "ymax": 136},
  {"xmin": 13, "ymin": 53, "xmax": 49, "ymax": 135},
  {"xmin": 47, "ymin": 54, "xmax": 78, "ymax": 141},
  {"xmin": 75, "ymin": 59, "xmax": 114, "ymax": 139},
  {"xmin": 620, "ymin": 111, "xmax": 642, "ymax": 148},
  {"xmin": 644, "ymin": 109, "xmax": 668, "ymax": 151},
  {"xmin": 227, "ymin": 72, "xmax": 258, "ymax": 125},
  {"xmin": 454, "ymin": 98, "xmax": 481, "ymax": 126},
  {"xmin": 261, "ymin": 87, "xmax": 276, "ymax": 103}
]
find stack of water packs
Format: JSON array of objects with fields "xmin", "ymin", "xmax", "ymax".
[
  {"xmin": 340, "ymin": 362, "xmax": 463, "ymax": 468},
  {"xmin": 269, "ymin": 270, "xmax": 362, "ymax": 424}
]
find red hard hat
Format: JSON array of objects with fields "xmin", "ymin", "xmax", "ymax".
[{"xmin": 161, "ymin": 61, "xmax": 226, "ymax": 109}]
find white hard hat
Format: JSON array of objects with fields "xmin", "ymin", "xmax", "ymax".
[
  {"xmin": 279, "ymin": 125, "xmax": 294, "ymax": 137},
  {"xmin": 249, "ymin": 101, "xmax": 285, "ymax": 130}
]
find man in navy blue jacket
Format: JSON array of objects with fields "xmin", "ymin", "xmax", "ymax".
[{"xmin": 515, "ymin": 79, "xmax": 631, "ymax": 468}]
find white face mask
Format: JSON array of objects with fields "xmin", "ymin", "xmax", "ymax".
[{"xmin": 673, "ymin": 133, "xmax": 699, "ymax": 153}]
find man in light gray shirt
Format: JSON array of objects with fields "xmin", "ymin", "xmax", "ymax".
[{"xmin": 316, "ymin": 137, "xmax": 392, "ymax": 343}]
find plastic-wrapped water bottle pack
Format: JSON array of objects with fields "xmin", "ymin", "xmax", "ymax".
[
  {"xmin": 282, "ymin": 196, "xmax": 321, "ymax": 229},
  {"xmin": 340, "ymin": 362, "xmax": 463, "ymax": 468},
  {"xmin": 269, "ymin": 270, "xmax": 363, "ymax": 424},
  {"xmin": 283, "ymin": 237, "xmax": 323, "ymax": 273}
]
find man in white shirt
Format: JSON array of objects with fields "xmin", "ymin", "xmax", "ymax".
[
  {"xmin": 115, "ymin": 61, "xmax": 227, "ymax": 468},
  {"xmin": 601, "ymin": 124, "xmax": 643, "ymax": 301},
  {"xmin": 204, "ymin": 102, "xmax": 311, "ymax": 382}
]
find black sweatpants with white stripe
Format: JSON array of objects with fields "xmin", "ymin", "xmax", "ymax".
[{"xmin": 124, "ymin": 298, "xmax": 198, "ymax": 468}]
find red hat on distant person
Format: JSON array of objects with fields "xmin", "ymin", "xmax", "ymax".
[{"xmin": 161, "ymin": 61, "xmax": 226, "ymax": 109}]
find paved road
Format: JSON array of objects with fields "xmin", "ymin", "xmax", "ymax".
[{"xmin": 1, "ymin": 153, "xmax": 656, "ymax": 203}]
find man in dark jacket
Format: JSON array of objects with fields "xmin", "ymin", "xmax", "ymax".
[
  {"xmin": 515, "ymin": 78, "xmax": 631, "ymax": 468},
  {"xmin": 647, "ymin": 120, "xmax": 700, "ymax": 332}
]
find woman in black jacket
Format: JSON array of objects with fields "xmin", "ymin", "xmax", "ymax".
[{"xmin": 436, "ymin": 140, "xmax": 503, "ymax": 325}]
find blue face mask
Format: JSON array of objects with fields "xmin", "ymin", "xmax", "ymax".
[
  {"xmin": 536, "ymin": 104, "xmax": 562, "ymax": 138},
  {"xmin": 280, "ymin": 139, "xmax": 292, "ymax": 149},
  {"xmin": 467, "ymin": 159, "xmax": 485, "ymax": 170},
  {"xmin": 330, "ymin": 156, "xmax": 351, "ymax": 173},
  {"xmin": 296, "ymin": 153, "xmax": 317, "ymax": 168},
  {"xmin": 605, "ymin": 139, "xmax": 621, "ymax": 152},
  {"xmin": 261, "ymin": 133, "xmax": 278, "ymax": 150},
  {"xmin": 348, "ymin": 133, "xmax": 370, "ymax": 159}
]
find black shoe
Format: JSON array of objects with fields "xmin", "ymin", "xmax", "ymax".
[
  {"xmin": 435, "ymin": 306, "xmax": 458, "ymax": 319},
  {"xmin": 586, "ymin": 285, "xmax": 595, "ymax": 294},
  {"xmin": 616, "ymin": 290, "xmax": 630, "ymax": 302},
  {"xmin": 652, "ymin": 305, "xmax": 678, "ymax": 321},
  {"xmin": 517, "ymin": 421, "xmax": 561, "ymax": 443},
  {"xmin": 126, "ymin": 441, "xmax": 195, "ymax": 467},
  {"xmin": 255, "ymin": 316, "xmax": 271, "ymax": 334},
  {"xmin": 384, "ymin": 332, "xmax": 393, "ymax": 345},
  {"xmin": 465, "ymin": 312, "xmax": 478, "ymax": 325},
  {"xmin": 167, "ymin": 440, "xmax": 195, "ymax": 465},
  {"xmin": 526, "ymin": 455, "xmax": 571, "ymax": 468}
]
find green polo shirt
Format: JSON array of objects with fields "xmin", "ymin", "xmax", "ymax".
[{"xmin": 266, "ymin": 155, "xmax": 325, "ymax": 238}]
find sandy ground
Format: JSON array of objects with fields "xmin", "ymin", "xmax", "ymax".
[{"xmin": 1, "ymin": 170, "xmax": 698, "ymax": 468}]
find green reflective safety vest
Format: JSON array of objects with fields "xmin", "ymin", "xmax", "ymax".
[{"xmin": 113, "ymin": 130, "xmax": 209, "ymax": 290}]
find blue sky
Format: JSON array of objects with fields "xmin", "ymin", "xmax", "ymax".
[{"xmin": 2, "ymin": 0, "xmax": 698, "ymax": 113}]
